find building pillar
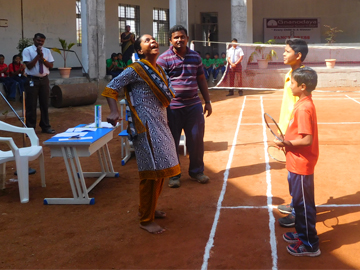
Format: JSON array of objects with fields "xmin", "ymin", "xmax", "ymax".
[
  {"xmin": 81, "ymin": 0, "xmax": 106, "ymax": 80},
  {"xmin": 231, "ymin": 0, "xmax": 252, "ymax": 43},
  {"xmin": 169, "ymin": 0, "xmax": 188, "ymax": 31}
]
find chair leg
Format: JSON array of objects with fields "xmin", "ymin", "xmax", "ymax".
[
  {"xmin": 121, "ymin": 138, "xmax": 131, "ymax": 165},
  {"xmin": 16, "ymin": 157, "xmax": 30, "ymax": 203},
  {"xmin": 183, "ymin": 136, "xmax": 186, "ymax": 156},
  {"xmin": 1, "ymin": 162, "xmax": 6, "ymax": 190},
  {"xmin": 39, "ymin": 152, "xmax": 46, "ymax": 187}
]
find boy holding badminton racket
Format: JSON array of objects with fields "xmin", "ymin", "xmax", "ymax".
[
  {"xmin": 275, "ymin": 67, "xmax": 320, "ymax": 257},
  {"xmin": 278, "ymin": 38, "xmax": 309, "ymax": 226}
]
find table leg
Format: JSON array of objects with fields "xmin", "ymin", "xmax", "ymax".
[{"xmin": 44, "ymin": 146, "xmax": 94, "ymax": 205}]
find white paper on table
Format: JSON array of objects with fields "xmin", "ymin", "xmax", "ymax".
[
  {"xmin": 58, "ymin": 136, "xmax": 93, "ymax": 141},
  {"xmin": 66, "ymin": 128, "xmax": 97, "ymax": 132},
  {"xmin": 53, "ymin": 132, "xmax": 88, "ymax": 138},
  {"xmin": 86, "ymin": 122, "xmax": 119, "ymax": 128}
]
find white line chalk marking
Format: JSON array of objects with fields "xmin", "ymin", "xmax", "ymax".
[
  {"xmin": 346, "ymin": 94, "xmax": 360, "ymax": 105},
  {"xmin": 201, "ymin": 97, "xmax": 247, "ymax": 270},
  {"xmin": 241, "ymin": 122, "xmax": 360, "ymax": 126},
  {"xmin": 261, "ymin": 96, "xmax": 278, "ymax": 270},
  {"xmin": 221, "ymin": 204, "xmax": 360, "ymax": 209}
]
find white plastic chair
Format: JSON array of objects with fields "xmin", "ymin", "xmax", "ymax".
[
  {"xmin": 0, "ymin": 121, "xmax": 45, "ymax": 203},
  {"xmin": 118, "ymin": 99, "xmax": 135, "ymax": 165}
]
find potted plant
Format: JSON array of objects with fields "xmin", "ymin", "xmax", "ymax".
[
  {"xmin": 52, "ymin": 38, "xmax": 75, "ymax": 78},
  {"xmin": 16, "ymin": 38, "xmax": 33, "ymax": 55},
  {"xmin": 247, "ymin": 39, "xmax": 278, "ymax": 69},
  {"xmin": 323, "ymin": 25, "xmax": 343, "ymax": 68}
]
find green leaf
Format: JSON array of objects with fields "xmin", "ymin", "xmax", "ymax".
[
  {"xmin": 51, "ymin": 48, "xmax": 62, "ymax": 55},
  {"xmin": 67, "ymin": 43, "xmax": 76, "ymax": 50}
]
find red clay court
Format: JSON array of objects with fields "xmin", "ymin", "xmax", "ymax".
[{"xmin": 1, "ymin": 88, "xmax": 360, "ymax": 269}]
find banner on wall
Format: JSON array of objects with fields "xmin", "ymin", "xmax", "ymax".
[{"xmin": 264, "ymin": 18, "xmax": 321, "ymax": 44}]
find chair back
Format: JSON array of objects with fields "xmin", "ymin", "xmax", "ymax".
[{"xmin": 0, "ymin": 121, "xmax": 39, "ymax": 146}]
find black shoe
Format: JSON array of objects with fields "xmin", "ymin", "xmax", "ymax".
[
  {"xmin": 226, "ymin": 90, "xmax": 234, "ymax": 96},
  {"xmin": 278, "ymin": 204, "xmax": 293, "ymax": 215},
  {"xmin": 42, "ymin": 128, "xmax": 55, "ymax": 134},
  {"xmin": 278, "ymin": 214, "xmax": 295, "ymax": 227}
]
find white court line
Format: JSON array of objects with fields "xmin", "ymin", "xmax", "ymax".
[
  {"xmin": 222, "ymin": 206, "xmax": 271, "ymax": 209},
  {"xmin": 317, "ymin": 204, "xmax": 360, "ymax": 208},
  {"xmin": 221, "ymin": 204, "xmax": 360, "ymax": 209},
  {"xmin": 241, "ymin": 122, "xmax": 360, "ymax": 126},
  {"xmin": 260, "ymin": 96, "xmax": 278, "ymax": 270},
  {"xmin": 201, "ymin": 97, "xmax": 247, "ymax": 270},
  {"xmin": 346, "ymin": 94, "xmax": 360, "ymax": 104},
  {"xmin": 249, "ymin": 98, "xmax": 357, "ymax": 101},
  {"xmin": 242, "ymin": 122, "xmax": 351, "ymax": 125}
]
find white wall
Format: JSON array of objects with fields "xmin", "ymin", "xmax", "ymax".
[
  {"xmin": 252, "ymin": 0, "xmax": 360, "ymax": 43},
  {"xmin": 0, "ymin": 0, "xmax": 82, "ymax": 68},
  {"xmin": 1, "ymin": 0, "xmax": 359, "ymax": 69}
]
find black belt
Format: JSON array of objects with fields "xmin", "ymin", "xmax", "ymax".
[{"xmin": 30, "ymin": 75, "xmax": 48, "ymax": 80}]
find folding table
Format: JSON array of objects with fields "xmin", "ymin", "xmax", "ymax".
[{"xmin": 43, "ymin": 126, "xmax": 118, "ymax": 205}]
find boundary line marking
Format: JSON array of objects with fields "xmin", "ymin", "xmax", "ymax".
[
  {"xmin": 241, "ymin": 122, "xmax": 360, "ymax": 126},
  {"xmin": 201, "ymin": 97, "xmax": 247, "ymax": 270},
  {"xmin": 346, "ymin": 94, "xmax": 360, "ymax": 104},
  {"xmin": 261, "ymin": 96, "xmax": 278, "ymax": 270},
  {"xmin": 221, "ymin": 204, "xmax": 360, "ymax": 209}
]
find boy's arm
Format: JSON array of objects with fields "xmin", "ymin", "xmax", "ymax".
[
  {"xmin": 275, "ymin": 134, "xmax": 313, "ymax": 147},
  {"xmin": 235, "ymin": 55, "xmax": 243, "ymax": 65}
]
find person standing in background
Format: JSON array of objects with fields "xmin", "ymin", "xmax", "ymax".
[
  {"xmin": 22, "ymin": 33, "xmax": 55, "ymax": 134},
  {"xmin": 157, "ymin": 25, "xmax": 212, "ymax": 188},
  {"xmin": 121, "ymin": 25, "xmax": 135, "ymax": 64},
  {"xmin": 226, "ymin": 38, "xmax": 244, "ymax": 96}
]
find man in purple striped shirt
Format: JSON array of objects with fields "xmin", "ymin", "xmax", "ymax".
[{"xmin": 157, "ymin": 25, "xmax": 212, "ymax": 188}]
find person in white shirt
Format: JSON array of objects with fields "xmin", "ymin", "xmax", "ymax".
[
  {"xmin": 226, "ymin": 38, "xmax": 244, "ymax": 96},
  {"xmin": 22, "ymin": 33, "xmax": 55, "ymax": 134}
]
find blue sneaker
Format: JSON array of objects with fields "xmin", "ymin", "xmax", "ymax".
[
  {"xmin": 287, "ymin": 241, "xmax": 321, "ymax": 257},
  {"xmin": 283, "ymin": 232, "xmax": 299, "ymax": 243}
]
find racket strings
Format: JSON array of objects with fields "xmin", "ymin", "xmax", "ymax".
[{"xmin": 268, "ymin": 146, "xmax": 286, "ymax": 163}]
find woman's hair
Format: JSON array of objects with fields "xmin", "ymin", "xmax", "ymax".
[
  {"xmin": 111, "ymin": 53, "xmax": 117, "ymax": 60},
  {"xmin": 134, "ymin": 36, "xmax": 145, "ymax": 59},
  {"xmin": 12, "ymin": 54, "xmax": 21, "ymax": 66}
]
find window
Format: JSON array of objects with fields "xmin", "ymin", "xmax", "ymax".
[
  {"xmin": 153, "ymin": 8, "xmax": 169, "ymax": 46},
  {"xmin": 76, "ymin": 0, "xmax": 82, "ymax": 46},
  {"xmin": 118, "ymin": 4, "xmax": 140, "ymax": 45}
]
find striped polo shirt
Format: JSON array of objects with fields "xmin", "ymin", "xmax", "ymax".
[{"xmin": 157, "ymin": 46, "xmax": 204, "ymax": 109}]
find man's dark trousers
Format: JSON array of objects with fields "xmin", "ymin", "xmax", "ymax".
[
  {"xmin": 167, "ymin": 103, "xmax": 205, "ymax": 175},
  {"xmin": 25, "ymin": 76, "xmax": 51, "ymax": 130}
]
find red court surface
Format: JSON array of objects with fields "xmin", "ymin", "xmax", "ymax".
[{"xmin": 0, "ymin": 88, "xmax": 360, "ymax": 269}]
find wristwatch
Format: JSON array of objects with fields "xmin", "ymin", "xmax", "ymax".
[{"xmin": 205, "ymin": 100, "xmax": 211, "ymax": 104}]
